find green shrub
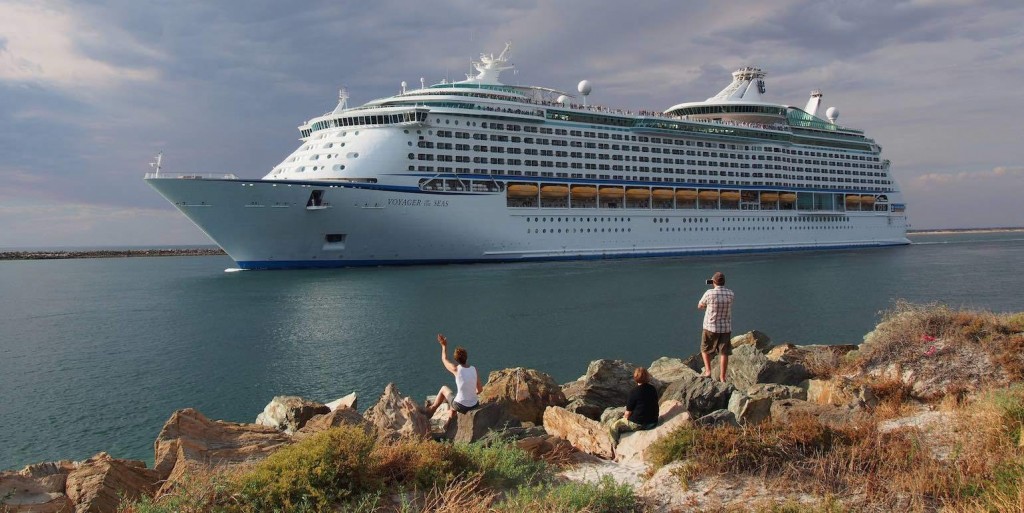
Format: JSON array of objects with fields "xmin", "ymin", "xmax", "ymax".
[
  {"xmin": 497, "ymin": 476, "xmax": 640, "ymax": 513},
  {"xmin": 452, "ymin": 438, "xmax": 550, "ymax": 488},
  {"xmin": 229, "ymin": 425, "xmax": 377, "ymax": 512},
  {"xmin": 370, "ymin": 436, "xmax": 460, "ymax": 489}
]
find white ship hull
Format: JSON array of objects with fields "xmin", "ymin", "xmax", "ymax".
[{"xmin": 147, "ymin": 177, "xmax": 909, "ymax": 269}]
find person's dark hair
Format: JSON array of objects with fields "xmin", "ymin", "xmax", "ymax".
[
  {"xmin": 633, "ymin": 367, "xmax": 650, "ymax": 384},
  {"xmin": 712, "ymin": 271, "xmax": 725, "ymax": 286},
  {"xmin": 454, "ymin": 347, "xmax": 468, "ymax": 366}
]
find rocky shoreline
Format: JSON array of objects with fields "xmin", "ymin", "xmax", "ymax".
[
  {"xmin": 0, "ymin": 248, "xmax": 225, "ymax": 261},
  {"xmin": 3, "ymin": 304, "xmax": 1023, "ymax": 512}
]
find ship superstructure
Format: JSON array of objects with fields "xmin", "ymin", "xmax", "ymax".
[{"xmin": 146, "ymin": 43, "xmax": 908, "ymax": 269}]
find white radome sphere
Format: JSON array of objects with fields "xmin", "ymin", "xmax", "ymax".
[
  {"xmin": 577, "ymin": 80, "xmax": 592, "ymax": 96},
  {"xmin": 401, "ymin": 81, "xmax": 407, "ymax": 88},
  {"xmin": 826, "ymin": 106, "xmax": 839, "ymax": 121},
  {"xmin": 556, "ymin": 95, "xmax": 568, "ymax": 104}
]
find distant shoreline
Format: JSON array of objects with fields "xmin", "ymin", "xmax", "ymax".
[
  {"xmin": 0, "ymin": 248, "xmax": 227, "ymax": 261},
  {"xmin": 908, "ymin": 227, "xmax": 1024, "ymax": 235}
]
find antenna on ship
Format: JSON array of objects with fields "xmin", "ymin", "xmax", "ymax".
[
  {"xmin": 149, "ymin": 151, "xmax": 163, "ymax": 178},
  {"xmin": 332, "ymin": 87, "xmax": 349, "ymax": 114}
]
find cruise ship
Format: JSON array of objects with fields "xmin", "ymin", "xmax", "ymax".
[{"xmin": 146, "ymin": 44, "xmax": 909, "ymax": 269}]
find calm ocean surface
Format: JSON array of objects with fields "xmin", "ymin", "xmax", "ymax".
[{"xmin": 2, "ymin": 232, "xmax": 1023, "ymax": 470}]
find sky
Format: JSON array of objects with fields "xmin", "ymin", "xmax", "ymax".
[{"xmin": 1, "ymin": 0, "xmax": 1022, "ymax": 248}]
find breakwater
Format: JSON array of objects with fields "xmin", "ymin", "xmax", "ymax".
[{"xmin": 0, "ymin": 248, "xmax": 225, "ymax": 260}]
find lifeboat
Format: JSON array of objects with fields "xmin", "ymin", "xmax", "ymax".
[
  {"xmin": 540, "ymin": 185, "xmax": 569, "ymax": 198},
  {"xmin": 675, "ymin": 189, "xmax": 698, "ymax": 200},
  {"xmin": 626, "ymin": 188, "xmax": 651, "ymax": 199},
  {"xmin": 720, "ymin": 191, "xmax": 741, "ymax": 202},
  {"xmin": 570, "ymin": 186, "xmax": 597, "ymax": 198},
  {"xmin": 779, "ymin": 193, "xmax": 797, "ymax": 203},
  {"xmin": 760, "ymin": 192, "xmax": 780, "ymax": 203},
  {"xmin": 507, "ymin": 184, "xmax": 538, "ymax": 197},
  {"xmin": 652, "ymin": 189, "xmax": 675, "ymax": 200},
  {"xmin": 698, "ymin": 190, "xmax": 720, "ymax": 201},
  {"xmin": 860, "ymin": 195, "xmax": 876, "ymax": 205},
  {"xmin": 845, "ymin": 195, "xmax": 861, "ymax": 204},
  {"xmin": 599, "ymin": 187, "xmax": 625, "ymax": 198}
]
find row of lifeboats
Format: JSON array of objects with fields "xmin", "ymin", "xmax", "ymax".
[
  {"xmin": 845, "ymin": 195, "xmax": 877, "ymax": 205},
  {"xmin": 508, "ymin": 184, "xmax": 799, "ymax": 203}
]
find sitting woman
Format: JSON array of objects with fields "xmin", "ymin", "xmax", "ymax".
[
  {"xmin": 424, "ymin": 333, "xmax": 482, "ymax": 417},
  {"xmin": 609, "ymin": 367, "xmax": 659, "ymax": 443}
]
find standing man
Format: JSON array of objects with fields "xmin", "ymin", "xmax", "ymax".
[{"xmin": 698, "ymin": 271, "xmax": 734, "ymax": 382}]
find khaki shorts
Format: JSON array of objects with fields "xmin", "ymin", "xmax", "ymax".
[{"xmin": 701, "ymin": 329, "xmax": 732, "ymax": 356}]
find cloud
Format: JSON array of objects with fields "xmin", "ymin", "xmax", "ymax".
[
  {"xmin": 915, "ymin": 166, "xmax": 1024, "ymax": 185},
  {"xmin": 0, "ymin": 1, "xmax": 159, "ymax": 91}
]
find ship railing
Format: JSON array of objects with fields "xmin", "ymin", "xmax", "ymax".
[{"xmin": 145, "ymin": 172, "xmax": 239, "ymax": 180}]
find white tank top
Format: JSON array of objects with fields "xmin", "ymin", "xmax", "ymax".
[{"xmin": 454, "ymin": 365, "xmax": 478, "ymax": 406}]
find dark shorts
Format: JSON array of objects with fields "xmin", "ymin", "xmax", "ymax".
[
  {"xmin": 701, "ymin": 329, "xmax": 732, "ymax": 356},
  {"xmin": 452, "ymin": 400, "xmax": 479, "ymax": 414}
]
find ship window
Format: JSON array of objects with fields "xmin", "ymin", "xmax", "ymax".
[
  {"xmin": 307, "ymin": 190, "xmax": 325, "ymax": 207},
  {"xmin": 325, "ymin": 234, "xmax": 346, "ymax": 243}
]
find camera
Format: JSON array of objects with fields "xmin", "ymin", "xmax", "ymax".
[{"xmin": 706, "ymin": 279, "xmax": 714, "ymax": 285}]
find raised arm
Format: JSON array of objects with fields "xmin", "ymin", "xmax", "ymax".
[{"xmin": 437, "ymin": 333, "xmax": 458, "ymax": 374}]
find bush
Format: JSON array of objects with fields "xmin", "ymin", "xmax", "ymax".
[
  {"xmin": 497, "ymin": 476, "xmax": 640, "ymax": 513},
  {"xmin": 452, "ymin": 438, "xmax": 551, "ymax": 488}
]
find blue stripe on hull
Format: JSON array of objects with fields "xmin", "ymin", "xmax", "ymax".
[{"xmin": 235, "ymin": 241, "xmax": 909, "ymax": 270}]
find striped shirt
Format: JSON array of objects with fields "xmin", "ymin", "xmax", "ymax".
[{"xmin": 699, "ymin": 286, "xmax": 735, "ymax": 333}]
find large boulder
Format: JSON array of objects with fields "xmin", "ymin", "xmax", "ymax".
[
  {"xmin": 364, "ymin": 383, "xmax": 430, "ymax": 439},
  {"xmin": 769, "ymin": 399, "xmax": 867, "ymax": 428},
  {"xmin": 563, "ymin": 359, "xmax": 655, "ymax": 420},
  {"xmin": 727, "ymin": 345, "xmax": 808, "ymax": 391},
  {"xmin": 479, "ymin": 367, "xmax": 567, "ymax": 424},
  {"xmin": 648, "ymin": 357, "xmax": 699, "ymax": 388},
  {"xmin": 731, "ymin": 330, "xmax": 772, "ymax": 352},
  {"xmin": 542, "ymin": 406, "xmax": 615, "ymax": 459},
  {"xmin": 614, "ymin": 400, "xmax": 690, "ymax": 464},
  {"xmin": 805, "ymin": 377, "xmax": 878, "ymax": 409},
  {"xmin": 255, "ymin": 396, "xmax": 331, "ymax": 434},
  {"xmin": 153, "ymin": 408, "xmax": 291, "ymax": 492},
  {"xmin": 451, "ymin": 403, "xmax": 522, "ymax": 443},
  {"xmin": 729, "ymin": 384, "xmax": 806, "ymax": 425},
  {"xmin": 659, "ymin": 373, "xmax": 734, "ymax": 418},
  {"xmin": 767, "ymin": 344, "xmax": 858, "ymax": 379},
  {"xmin": 324, "ymin": 392, "xmax": 358, "ymax": 411},
  {"xmin": 0, "ymin": 470, "xmax": 74, "ymax": 513},
  {"xmin": 65, "ymin": 452, "xmax": 160, "ymax": 513},
  {"xmin": 293, "ymin": 407, "xmax": 369, "ymax": 441},
  {"xmin": 694, "ymin": 409, "xmax": 739, "ymax": 428}
]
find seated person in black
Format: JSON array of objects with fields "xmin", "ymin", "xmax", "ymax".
[{"xmin": 609, "ymin": 367, "xmax": 660, "ymax": 443}]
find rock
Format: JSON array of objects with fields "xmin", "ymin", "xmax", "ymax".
[
  {"xmin": 694, "ymin": 409, "xmax": 739, "ymax": 428},
  {"xmin": 600, "ymin": 406, "xmax": 626, "ymax": 426},
  {"xmin": 255, "ymin": 395, "xmax": 331, "ymax": 434},
  {"xmin": 17, "ymin": 460, "xmax": 76, "ymax": 494},
  {"xmin": 516, "ymin": 435, "xmax": 576, "ymax": 461},
  {"xmin": 451, "ymin": 403, "xmax": 522, "ymax": 443},
  {"xmin": 0, "ymin": 471, "xmax": 73, "ymax": 513},
  {"xmin": 805, "ymin": 377, "xmax": 878, "ymax": 409},
  {"xmin": 479, "ymin": 367, "xmax": 567, "ymax": 424},
  {"xmin": 614, "ymin": 400, "xmax": 690, "ymax": 464},
  {"xmin": 428, "ymin": 400, "xmax": 455, "ymax": 437},
  {"xmin": 65, "ymin": 452, "xmax": 160, "ymax": 513},
  {"xmin": 767, "ymin": 344, "xmax": 858, "ymax": 378},
  {"xmin": 730, "ymin": 384, "xmax": 806, "ymax": 425},
  {"xmin": 293, "ymin": 407, "xmax": 369, "ymax": 441},
  {"xmin": 324, "ymin": 392, "xmax": 357, "ymax": 411},
  {"xmin": 648, "ymin": 357, "xmax": 699, "ymax": 388},
  {"xmin": 731, "ymin": 330, "xmax": 772, "ymax": 352},
  {"xmin": 542, "ymin": 406, "xmax": 615, "ymax": 459},
  {"xmin": 364, "ymin": 383, "xmax": 430, "ymax": 439},
  {"xmin": 769, "ymin": 399, "xmax": 867, "ymax": 428},
  {"xmin": 659, "ymin": 373, "xmax": 734, "ymax": 418},
  {"xmin": 153, "ymin": 408, "xmax": 291, "ymax": 491},
  {"xmin": 563, "ymin": 359, "xmax": 656, "ymax": 420},
  {"xmin": 727, "ymin": 345, "xmax": 809, "ymax": 391}
]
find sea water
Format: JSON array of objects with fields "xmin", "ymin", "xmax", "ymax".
[{"xmin": 1, "ymin": 232, "xmax": 1022, "ymax": 470}]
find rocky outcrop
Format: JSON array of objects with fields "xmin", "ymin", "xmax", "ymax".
[
  {"xmin": 767, "ymin": 344, "xmax": 858, "ymax": 378},
  {"xmin": 479, "ymin": 367, "xmax": 567, "ymax": 424},
  {"xmin": 153, "ymin": 408, "xmax": 291, "ymax": 492},
  {"xmin": 731, "ymin": 330, "xmax": 772, "ymax": 352},
  {"xmin": 364, "ymin": 383, "xmax": 430, "ymax": 439},
  {"xmin": 648, "ymin": 357, "xmax": 699, "ymax": 389},
  {"xmin": 0, "ymin": 469, "xmax": 74, "ymax": 513},
  {"xmin": 563, "ymin": 359, "xmax": 655, "ymax": 420},
  {"xmin": 255, "ymin": 395, "xmax": 331, "ymax": 434},
  {"xmin": 450, "ymin": 403, "xmax": 521, "ymax": 443},
  {"xmin": 727, "ymin": 345, "xmax": 809, "ymax": 391},
  {"xmin": 324, "ymin": 392, "xmax": 358, "ymax": 411},
  {"xmin": 729, "ymin": 384, "xmax": 806, "ymax": 425},
  {"xmin": 694, "ymin": 409, "xmax": 739, "ymax": 428},
  {"xmin": 613, "ymin": 400, "xmax": 690, "ymax": 464},
  {"xmin": 659, "ymin": 373, "xmax": 735, "ymax": 418},
  {"xmin": 65, "ymin": 452, "xmax": 159, "ymax": 513},
  {"xmin": 293, "ymin": 407, "xmax": 369, "ymax": 441},
  {"xmin": 542, "ymin": 406, "xmax": 615, "ymax": 459},
  {"xmin": 516, "ymin": 435, "xmax": 576, "ymax": 461},
  {"xmin": 769, "ymin": 399, "xmax": 867, "ymax": 428},
  {"xmin": 805, "ymin": 377, "xmax": 879, "ymax": 409}
]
